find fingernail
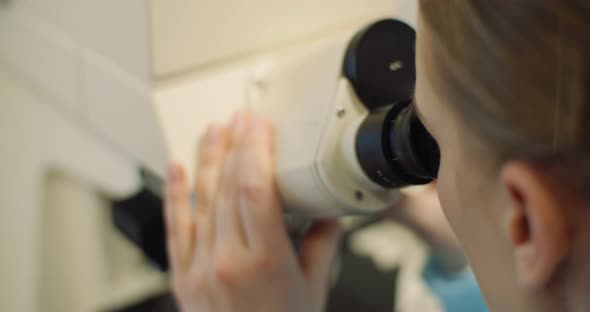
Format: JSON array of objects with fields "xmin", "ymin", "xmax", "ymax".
[
  {"xmin": 232, "ymin": 112, "xmax": 249, "ymax": 135},
  {"xmin": 248, "ymin": 118, "xmax": 262, "ymax": 135},
  {"xmin": 206, "ymin": 125, "xmax": 222, "ymax": 145},
  {"xmin": 168, "ymin": 163, "xmax": 178, "ymax": 181},
  {"xmin": 251, "ymin": 117, "xmax": 271, "ymax": 136}
]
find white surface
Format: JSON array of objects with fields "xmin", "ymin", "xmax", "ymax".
[
  {"xmin": 84, "ymin": 50, "xmax": 167, "ymax": 178},
  {"xmin": 0, "ymin": 66, "xmax": 140, "ymax": 312},
  {"xmin": 4, "ymin": 0, "xmax": 417, "ymax": 80},
  {"xmin": 19, "ymin": 0, "xmax": 151, "ymax": 78},
  {"xmin": 154, "ymin": 61, "xmax": 250, "ymax": 186},
  {"xmin": 39, "ymin": 172, "xmax": 168, "ymax": 312},
  {"xmin": 0, "ymin": 8, "xmax": 84, "ymax": 116},
  {"xmin": 392, "ymin": 0, "xmax": 418, "ymax": 28},
  {"xmin": 149, "ymin": 0, "xmax": 394, "ymax": 77},
  {"xmin": 0, "ymin": 7, "xmax": 167, "ymax": 178}
]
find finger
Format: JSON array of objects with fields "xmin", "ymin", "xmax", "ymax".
[
  {"xmin": 194, "ymin": 124, "xmax": 229, "ymax": 263},
  {"xmin": 215, "ymin": 112, "xmax": 251, "ymax": 249},
  {"xmin": 298, "ymin": 220, "xmax": 342, "ymax": 295},
  {"xmin": 238, "ymin": 117, "xmax": 289, "ymax": 250},
  {"xmin": 165, "ymin": 162, "xmax": 195, "ymax": 273}
]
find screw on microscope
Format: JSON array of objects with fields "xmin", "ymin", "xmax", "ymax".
[{"xmin": 389, "ymin": 60, "xmax": 403, "ymax": 71}]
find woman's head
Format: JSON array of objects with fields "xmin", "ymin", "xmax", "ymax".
[{"xmin": 414, "ymin": 1, "xmax": 590, "ymax": 310}]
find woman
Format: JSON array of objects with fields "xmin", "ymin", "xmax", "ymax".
[{"xmin": 164, "ymin": 1, "xmax": 590, "ymax": 311}]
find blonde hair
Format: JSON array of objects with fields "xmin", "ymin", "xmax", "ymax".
[{"xmin": 419, "ymin": 1, "xmax": 590, "ymax": 191}]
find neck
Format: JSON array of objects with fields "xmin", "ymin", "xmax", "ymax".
[
  {"xmin": 562, "ymin": 239, "xmax": 590, "ymax": 312},
  {"xmin": 563, "ymin": 205, "xmax": 590, "ymax": 312},
  {"xmin": 487, "ymin": 289, "xmax": 566, "ymax": 312},
  {"xmin": 521, "ymin": 258, "xmax": 589, "ymax": 312}
]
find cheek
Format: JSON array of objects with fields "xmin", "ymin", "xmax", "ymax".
[
  {"xmin": 436, "ymin": 141, "xmax": 497, "ymax": 253},
  {"xmin": 436, "ymin": 153, "xmax": 463, "ymax": 231},
  {"xmin": 436, "ymin": 146, "xmax": 476, "ymax": 241}
]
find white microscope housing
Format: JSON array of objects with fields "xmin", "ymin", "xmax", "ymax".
[{"xmin": 249, "ymin": 20, "xmax": 423, "ymax": 218}]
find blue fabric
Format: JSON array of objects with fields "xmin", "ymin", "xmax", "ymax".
[{"xmin": 422, "ymin": 254, "xmax": 488, "ymax": 312}]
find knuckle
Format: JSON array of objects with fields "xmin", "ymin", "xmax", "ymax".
[
  {"xmin": 194, "ymin": 183, "xmax": 208, "ymax": 205},
  {"xmin": 164, "ymin": 217, "xmax": 177, "ymax": 239},
  {"xmin": 177, "ymin": 214, "xmax": 193, "ymax": 230},
  {"xmin": 198, "ymin": 136, "xmax": 224, "ymax": 166},
  {"xmin": 199, "ymin": 149, "xmax": 217, "ymax": 168},
  {"xmin": 238, "ymin": 180, "xmax": 267, "ymax": 202},
  {"xmin": 195, "ymin": 183, "xmax": 214, "ymax": 210},
  {"xmin": 166, "ymin": 183, "xmax": 182, "ymax": 201},
  {"xmin": 213, "ymin": 254, "xmax": 240, "ymax": 287}
]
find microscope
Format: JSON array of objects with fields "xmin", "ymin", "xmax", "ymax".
[{"xmin": 113, "ymin": 19, "xmax": 439, "ymax": 271}]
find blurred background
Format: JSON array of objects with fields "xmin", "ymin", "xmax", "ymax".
[{"xmin": 0, "ymin": 0, "xmax": 444, "ymax": 311}]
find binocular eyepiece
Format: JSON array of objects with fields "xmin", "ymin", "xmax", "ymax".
[
  {"xmin": 344, "ymin": 19, "xmax": 440, "ymax": 188},
  {"xmin": 112, "ymin": 18, "xmax": 441, "ymax": 272},
  {"xmin": 355, "ymin": 100, "xmax": 440, "ymax": 188}
]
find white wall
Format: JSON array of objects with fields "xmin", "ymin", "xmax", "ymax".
[{"xmin": 0, "ymin": 67, "xmax": 143, "ymax": 312}]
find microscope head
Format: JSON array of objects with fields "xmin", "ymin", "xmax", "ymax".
[
  {"xmin": 114, "ymin": 18, "xmax": 440, "ymax": 270},
  {"xmin": 344, "ymin": 19, "xmax": 439, "ymax": 188},
  {"xmin": 251, "ymin": 18, "xmax": 439, "ymax": 217}
]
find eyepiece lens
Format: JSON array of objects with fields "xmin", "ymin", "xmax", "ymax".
[{"xmin": 391, "ymin": 103, "xmax": 439, "ymax": 182}]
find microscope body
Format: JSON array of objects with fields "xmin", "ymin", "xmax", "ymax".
[
  {"xmin": 156, "ymin": 19, "xmax": 419, "ymax": 221},
  {"xmin": 129, "ymin": 18, "xmax": 430, "ymax": 270},
  {"xmin": 250, "ymin": 33, "xmax": 398, "ymax": 218}
]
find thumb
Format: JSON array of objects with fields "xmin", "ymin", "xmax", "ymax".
[{"xmin": 298, "ymin": 220, "xmax": 342, "ymax": 295}]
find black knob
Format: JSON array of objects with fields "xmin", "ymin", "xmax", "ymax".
[{"xmin": 343, "ymin": 19, "xmax": 416, "ymax": 110}]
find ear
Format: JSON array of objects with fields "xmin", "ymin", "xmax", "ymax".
[{"xmin": 500, "ymin": 161, "xmax": 571, "ymax": 289}]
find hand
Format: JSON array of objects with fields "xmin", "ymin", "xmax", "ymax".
[
  {"xmin": 386, "ymin": 183, "xmax": 467, "ymax": 273},
  {"xmin": 164, "ymin": 112, "xmax": 341, "ymax": 312}
]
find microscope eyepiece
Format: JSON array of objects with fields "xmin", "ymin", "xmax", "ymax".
[
  {"xmin": 344, "ymin": 19, "xmax": 416, "ymax": 111},
  {"xmin": 346, "ymin": 19, "xmax": 440, "ymax": 188},
  {"xmin": 355, "ymin": 100, "xmax": 440, "ymax": 188},
  {"xmin": 390, "ymin": 101, "xmax": 440, "ymax": 183}
]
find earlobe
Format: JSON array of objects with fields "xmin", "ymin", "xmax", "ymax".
[
  {"xmin": 500, "ymin": 161, "xmax": 571, "ymax": 289},
  {"xmin": 514, "ymin": 244, "xmax": 538, "ymax": 287}
]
